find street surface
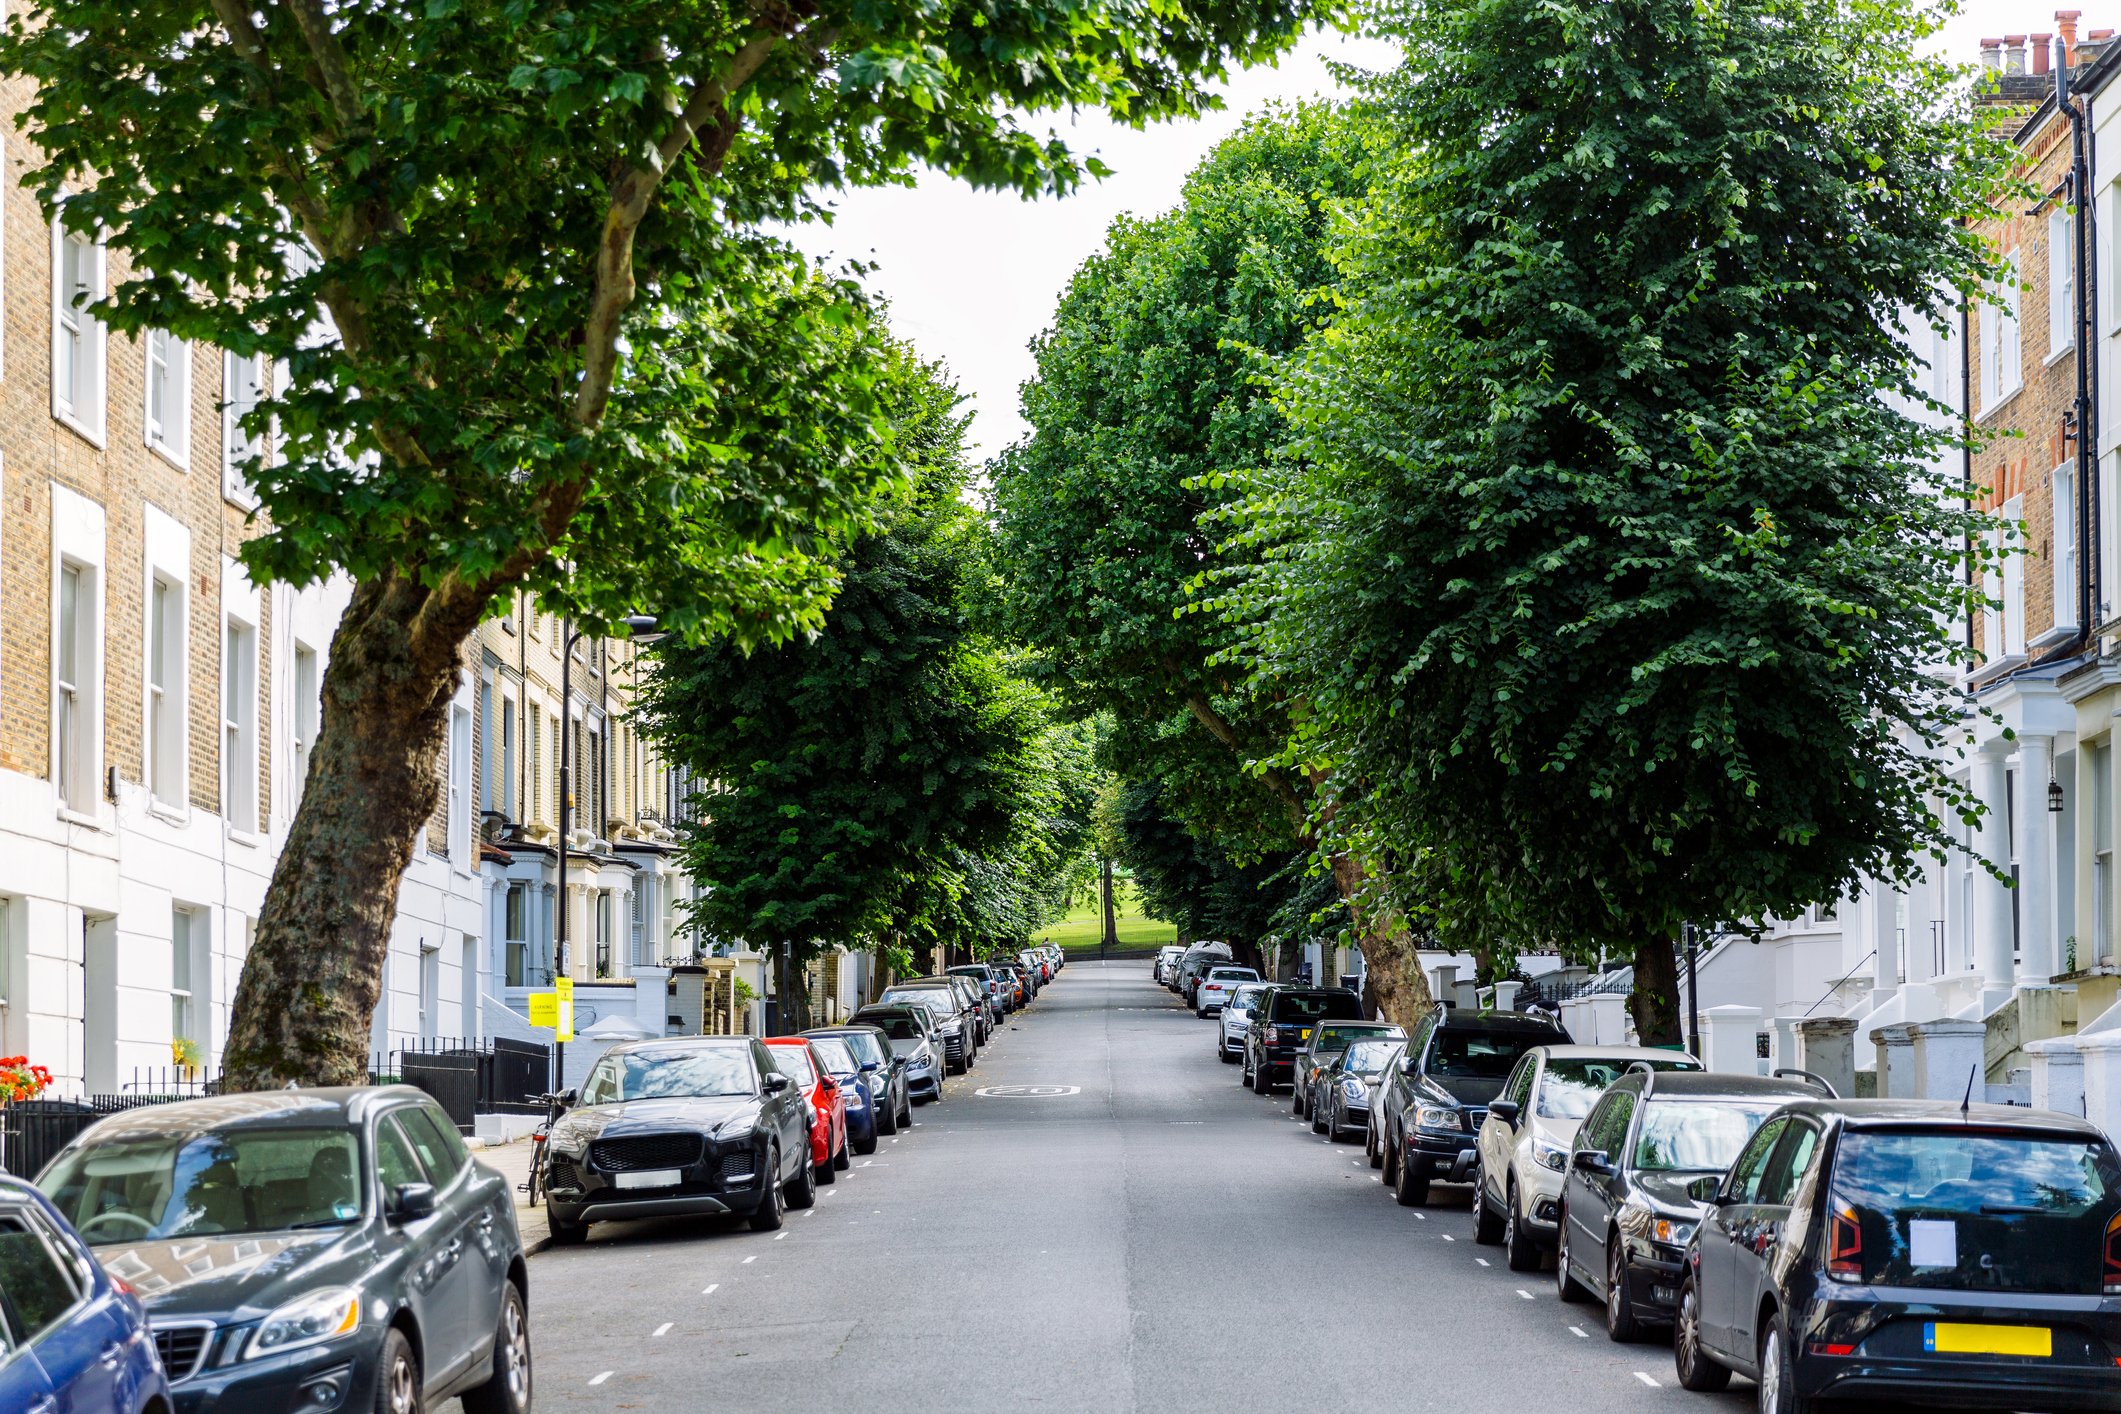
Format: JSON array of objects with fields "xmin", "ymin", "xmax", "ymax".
[{"xmin": 519, "ymin": 962, "xmax": 1758, "ymax": 1412}]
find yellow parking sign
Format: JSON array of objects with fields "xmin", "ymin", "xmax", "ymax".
[{"xmin": 527, "ymin": 977, "xmax": 575, "ymax": 1041}]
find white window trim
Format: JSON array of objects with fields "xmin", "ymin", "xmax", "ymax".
[
  {"xmin": 142, "ymin": 504, "xmax": 192, "ymax": 819},
  {"xmin": 449, "ymin": 703, "xmax": 473, "ymax": 873},
  {"xmin": 221, "ymin": 348, "xmax": 268, "ymax": 510},
  {"xmin": 2001, "ymin": 494, "xmax": 2027, "ymax": 660},
  {"xmin": 220, "ymin": 565, "xmax": 263, "ymax": 841},
  {"xmin": 143, "ymin": 328, "xmax": 192, "ymax": 469},
  {"xmin": 50, "ymin": 214, "xmax": 107, "ymax": 447},
  {"xmin": 2039, "ymin": 461, "xmax": 2081, "ymax": 646},
  {"xmin": 49, "ymin": 485, "xmax": 106, "ymax": 825}
]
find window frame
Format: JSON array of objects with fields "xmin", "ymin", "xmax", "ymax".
[
  {"xmin": 143, "ymin": 327, "xmax": 191, "ymax": 468},
  {"xmin": 49, "ymin": 213, "xmax": 107, "ymax": 446},
  {"xmin": 221, "ymin": 613, "xmax": 259, "ymax": 835},
  {"xmin": 221, "ymin": 348, "xmax": 270, "ymax": 509}
]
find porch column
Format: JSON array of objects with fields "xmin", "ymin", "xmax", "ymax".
[
  {"xmin": 2018, "ymin": 733, "xmax": 2058, "ymax": 985},
  {"xmin": 1971, "ymin": 747, "xmax": 2016, "ymax": 991},
  {"xmin": 1908, "ymin": 1018, "xmax": 1987, "ymax": 1103}
]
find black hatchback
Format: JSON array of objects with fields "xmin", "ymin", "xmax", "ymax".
[
  {"xmin": 37, "ymin": 1086, "xmax": 530, "ymax": 1414},
  {"xmin": 1676, "ymin": 1098, "xmax": 2121, "ymax": 1413}
]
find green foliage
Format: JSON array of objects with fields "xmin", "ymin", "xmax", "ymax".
[
  {"xmin": 1118, "ymin": 780, "xmax": 1343, "ymax": 947},
  {"xmin": 0, "ymin": 0, "xmax": 1331, "ymax": 642},
  {"xmin": 992, "ymin": 104, "xmax": 1377, "ymax": 860},
  {"xmin": 1217, "ymin": 0, "xmax": 2012, "ymax": 953},
  {"xmin": 640, "ymin": 352, "xmax": 1091, "ymax": 962}
]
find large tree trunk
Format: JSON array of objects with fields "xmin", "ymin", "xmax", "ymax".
[
  {"xmin": 222, "ymin": 572, "xmax": 481, "ymax": 1087},
  {"xmin": 1630, "ymin": 937, "xmax": 1683, "ymax": 1047},
  {"xmin": 1329, "ymin": 851, "xmax": 1434, "ymax": 1024}
]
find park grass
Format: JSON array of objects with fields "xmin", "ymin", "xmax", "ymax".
[{"xmin": 1036, "ymin": 882, "xmax": 1176, "ymax": 952}]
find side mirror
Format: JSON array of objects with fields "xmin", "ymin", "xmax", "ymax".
[
  {"xmin": 1685, "ymin": 1174, "xmax": 1722, "ymax": 1205},
  {"xmin": 860, "ymin": 1061, "xmax": 881, "ymax": 1073},
  {"xmin": 1487, "ymin": 1099, "xmax": 1520, "ymax": 1128},
  {"xmin": 1572, "ymin": 1149, "xmax": 1613, "ymax": 1176},
  {"xmin": 560, "ymin": 1088, "xmax": 579, "ymax": 1108},
  {"xmin": 762, "ymin": 1073, "xmax": 791, "ymax": 1094},
  {"xmin": 391, "ymin": 1182, "xmax": 437, "ymax": 1221}
]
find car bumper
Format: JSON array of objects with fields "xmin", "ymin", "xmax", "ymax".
[
  {"xmin": 559, "ymin": 1189, "xmax": 756, "ymax": 1224},
  {"xmin": 1619, "ymin": 1246, "xmax": 1687, "ymax": 1317},
  {"xmin": 1408, "ymin": 1132, "xmax": 1476, "ymax": 1174},
  {"xmin": 1792, "ymin": 1294, "xmax": 2121, "ymax": 1410},
  {"xmin": 1800, "ymin": 1357, "xmax": 2121, "ymax": 1411},
  {"xmin": 1516, "ymin": 1165, "xmax": 1565, "ymax": 1236},
  {"xmin": 172, "ymin": 1327, "xmax": 386, "ymax": 1414}
]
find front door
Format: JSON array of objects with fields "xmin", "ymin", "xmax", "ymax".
[
  {"xmin": 373, "ymin": 1115, "xmax": 459, "ymax": 1386},
  {"xmin": 1724, "ymin": 1119, "xmax": 1821, "ymax": 1360},
  {"xmin": 1572, "ymin": 1091, "xmax": 1634, "ymax": 1293},
  {"xmin": 394, "ymin": 1105, "xmax": 499, "ymax": 1384},
  {"xmin": 1700, "ymin": 1115, "xmax": 1788, "ymax": 1358}
]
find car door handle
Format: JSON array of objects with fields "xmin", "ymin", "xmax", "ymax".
[
  {"xmin": 100, "ymin": 1340, "xmax": 125, "ymax": 1369},
  {"xmin": 28, "ymin": 1397, "xmax": 56, "ymax": 1414}
]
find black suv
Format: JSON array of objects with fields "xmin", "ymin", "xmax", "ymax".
[
  {"xmin": 1377, "ymin": 1008, "xmax": 1568, "ymax": 1206},
  {"xmin": 1676, "ymin": 1098, "xmax": 2121, "ymax": 1412},
  {"xmin": 1243, "ymin": 988, "xmax": 1365, "ymax": 1092}
]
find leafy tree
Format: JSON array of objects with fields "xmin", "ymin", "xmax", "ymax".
[
  {"xmin": 640, "ymin": 355, "xmax": 1075, "ymax": 1023},
  {"xmin": 1224, "ymin": 0, "xmax": 2006, "ymax": 1040},
  {"xmin": 0, "ymin": 0, "xmax": 1329, "ymax": 1082},
  {"xmin": 992, "ymin": 104, "xmax": 1421, "ymax": 1005}
]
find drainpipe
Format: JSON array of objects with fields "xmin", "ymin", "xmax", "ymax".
[{"xmin": 1963, "ymin": 294, "xmax": 1975, "ymax": 663}]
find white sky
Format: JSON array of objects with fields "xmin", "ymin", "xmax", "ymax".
[{"xmin": 787, "ymin": 3, "xmax": 2063, "ymax": 461}]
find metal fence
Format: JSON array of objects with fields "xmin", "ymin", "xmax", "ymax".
[{"xmin": 0, "ymin": 1037, "xmax": 553, "ymax": 1173}]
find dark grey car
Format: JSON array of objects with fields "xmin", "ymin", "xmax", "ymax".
[
  {"xmin": 803, "ymin": 1024, "xmax": 912, "ymax": 1134},
  {"xmin": 37, "ymin": 1086, "xmax": 531, "ymax": 1414}
]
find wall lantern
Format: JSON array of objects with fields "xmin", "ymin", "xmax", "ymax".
[{"xmin": 2049, "ymin": 769, "xmax": 2066, "ymax": 814}]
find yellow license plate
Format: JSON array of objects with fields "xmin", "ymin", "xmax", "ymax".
[
  {"xmin": 1299, "ymin": 1029, "xmax": 1312, "ymax": 1041},
  {"xmin": 1923, "ymin": 1323, "xmax": 2051, "ymax": 1357}
]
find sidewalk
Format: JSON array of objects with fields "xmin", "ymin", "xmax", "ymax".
[{"xmin": 472, "ymin": 1136, "xmax": 551, "ymax": 1254}]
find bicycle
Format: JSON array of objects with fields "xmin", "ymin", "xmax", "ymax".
[{"xmin": 519, "ymin": 1089, "xmax": 573, "ymax": 1208}]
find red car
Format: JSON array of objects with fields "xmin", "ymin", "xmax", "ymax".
[{"xmin": 765, "ymin": 1037, "xmax": 850, "ymax": 1186}]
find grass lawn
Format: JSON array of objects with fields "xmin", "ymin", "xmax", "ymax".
[{"xmin": 1036, "ymin": 882, "xmax": 1176, "ymax": 952}]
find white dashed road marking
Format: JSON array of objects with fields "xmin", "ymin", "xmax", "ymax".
[
  {"xmin": 589, "ymin": 1372, "xmax": 613, "ymax": 1386},
  {"xmin": 742, "ymin": 1255, "xmax": 757, "ymax": 1264},
  {"xmin": 774, "ymin": 1231, "xmax": 788, "ymax": 1240},
  {"xmin": 1569, "ymin": 1327, "xmax": 1589, "ymax": 1339},
  {"xmin": 1517, "ymin": 1290, "xmax": 1535, "ymax": 1300},
  {"xmin": 1634, "ymin": 1373, "xmax": 1661, "ymax": 1388},
  {"xmin": 1475, "ymin": 1258, "xmax": 1490, "ymax": 1267},
  {"xmin": 702, "ymin": 1284, "xmax": 719, "ymax": 1295},
  {"xmin": 653, "ymin": 1322, "xmax": 672, "ymax": 1337}
]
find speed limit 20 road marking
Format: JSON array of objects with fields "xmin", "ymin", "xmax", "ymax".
[{"xmin": 973, "ymin": 1084, "xmax": 1082, "ymax": 1097}]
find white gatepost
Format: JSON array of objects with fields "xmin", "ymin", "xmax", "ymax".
[
  {"xmin": 1702, "ymin": 1005, "xmax": 1763, "ymax": 1075},
  {"xmin": 1869, "ymin": 1023, "xmax": 1915, "ymax": 1099},
  {"xmin": 1908, "ymin": 1018, "xmax": 1986, "ymax": 1103},
  {"xmin": 2026, "ymin": 1037, "xmax": 2087, "ymax": 1117},
  {"xmin": 1793, "ymin": 1016, "xmax": 1858, "ymax": 1099},
  {"xmin": 1493, "ymin": 980, "xmax": 1521, "ymax": 1012},
  {"xmin": 2078, "ymin": 1032, "xmax": 2121, "ymax": 1146},
  {"xmin": 1584, "ymin": 993, "xmax": 1628, "ymax": 1046}
]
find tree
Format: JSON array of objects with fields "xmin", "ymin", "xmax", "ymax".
[
  {"xmin": 0, "ymin": 0, "xmax": 1329, "ymax": 1082},
  {"xmin": 992, "ymin": 105, "xmax": 1425, "ymax": 1009},
  {"xmin": 639, "ymin": 353, "xmax": 1076, "ymax": 1023},
  {"xmin": 1227, "ymin": 0, "xmax": 2007, "ymax": 1040}
]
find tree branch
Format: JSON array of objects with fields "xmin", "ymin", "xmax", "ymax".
[
  {"xmin": 285, "ymin": 0, "xmax": 367, "ymax": 134},
  {"xmin": 1183, "ymin": 691, "xmax": 1310, "ymax": 831}
]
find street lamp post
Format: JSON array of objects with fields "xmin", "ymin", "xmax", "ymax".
[
  {"xmin": 554, "ymin": 613, "xmax": 660, "ymax": 1088},
  {"xmin": 1683, "ymin": 921, "xmax": 1701, "ymax": 1061}
]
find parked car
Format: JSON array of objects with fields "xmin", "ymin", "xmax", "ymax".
[
  {"xmin": 1555, "ymin": 1068, "xmax": 1825, "ymax": 1342},
  {"xmin": 1674, "ymin": 1097, "xmax": 2121, "ymax": 1412},
  {"xmin": 0, "ymin": 1174, "xmax": 169, "ymax": 1414},
  {"xmin": 1294, "ymin": 1020, "xmax": 1409, "ymax": 1122},
  {"xmin": 1041, "ymin": 944, "xmax": 1063, "ymax": 974},
  {"xmin": 987, "ymin": 963, "xmax": 1026, "ymax": 1010},
  {"xmin": 1154, "ymin": 945, "xmax": 1186, "ymax": 984},
  {"xmin": 764, "ymin": 1037, "xmax": 851, "ymax": 1186},
  {"xmin": 850, "ymin": 1005, "xmax": 947, "ymax": 1102},
  {"xmin": 878, "ymin": 984, "xmax": 977, "ymax": 1072},
  {"xmin": 1174, "ymin": 944, "xmax": 1235, "ymax": 1003},
  {"xmin": 1472, "ymin": 1045, "xmax": 1703, "ymax": 1271},
  {"xmin": 1312, "ymin": 1037, "xmax": 1406, "ymax": 1142},
  {"xmin": 1194, "ymin": 965, "xmax": 1260, "ymax": 1017},
  {"xmin": 946, "ymin": 964, "xmax": 1008, "ymax": 1027},
  {"xmin": 1219, "ymin": 983, "xmax": 1273, "ymax": 1064},
  {"xmin": 1243, "ymin": 987, "xmax": 1367, "ymax": 1093},
  {"xmin": 38, "ymin": 1086, "xmax": 534, "ymax": 1413},
  {"xmin": 1376, "ymin": 1007, "xmax": 1570, "ymax": 1206},
  {"xmin": 804, "ymin": 1023, "xmax": 912, "ymax": 1134},
  {"xmin": 800, "ymin": 1033, "xmax": 882, "ymax": 1155}
]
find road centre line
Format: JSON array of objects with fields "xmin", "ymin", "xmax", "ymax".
[{"xmin": 589, "ymin": 1372, "xmax": 613, "ymax": 1386}]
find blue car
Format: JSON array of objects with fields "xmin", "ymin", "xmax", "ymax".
[{"xmin": 0, "ymin": 1174, "xmax": 169, "ymax": 1414}]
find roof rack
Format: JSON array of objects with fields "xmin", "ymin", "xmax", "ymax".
[
  {"xmin": 1772, "ymin": 1067, "xmax": 1839, "ymax": 1099},
  {"xmin": 1623, "ymin": 1059, "xmax": 1662, "ymax": 1100}
]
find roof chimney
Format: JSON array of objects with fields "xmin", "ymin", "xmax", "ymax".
[
  {"xmin": 2035, "ymin": 32, "xmax": 2054, "ymax": 71},
  {"xmin": 1982, "ymin": 36, "xmax": 2005, "ymax": 70},
  {"xmin": 2058, "ymin": 9, "xmax": 2082, "ymax": 63},
  {"xmin": 2007, "ymin": 34, "xmax": 2029, "ymax": 72}
]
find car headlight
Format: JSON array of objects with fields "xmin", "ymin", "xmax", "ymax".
[
  {"xmin": 939, "ymin": 1020, "xmax": 962, "ymax": 1036},
  {"xmin": 1340, "ymin": 1077, "xmax": 1367, "ymax": 1100},
  {"xmin": 1415, "ymin": 1106, "xmax": 1462, "ymax": 1131},
  {"xmin": 245, "ymin": 1286, "xmax": 361, "ymax": 1361},
  {"xmin": 1532, "ymin": 1138, "xmax": 1570, "ymax": 1172},
  {"xmin": 1651, "ymin": 1217, "xmax": 1696, "ymax": 1248}
]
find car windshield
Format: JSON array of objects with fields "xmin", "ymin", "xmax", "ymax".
[
  {"xmin": 1342, "ymin": 1041, "xmax": 1403, "ymax": 1076},
  {"xmin": 771, "ymin": 1046, "xmax": 818, "ymax": 1087},
  {"xmin": 1428, "ymin": 1028, "xmax": 1545, "ymax": 1079},
  {"xmin": 1538, "ymin": 1057, "xmax": 1702, "ymax": 1119},
  {"xmin": 1273, "ymin": 992, "xmax": 1364, "ymax": 1022},
  {"xmin": 1315, "ymin": 1024, "xmax": 1403, "ymax": 1054},
  {"xmin": 832, "ymin": 1032, "xmax": 887, "ymax": 1067},
  {"xmin": 42, "ymin": 1128, "xmax": 361, "ymax": 1242},
  {"xmin": 857, "ymin": 1012, "xmax": 925, "ymax": 1041},
  {"xmin": 587, "ymin": 1047, "xmax": 757, "ymax": 1102},
  {"xmin": 1229, "ymin": 987, "xmax": 1268, "ymax": 1010},
  {"xmin": 1208, "ymin": 969, "xmax": 1257, "ymax": 982},
  {"xmin": 1631, "ymin": 1100, "xmax": 1783, "ymax": 1172},
  {"xmin": 809, "ymin": 1037, "xmax": 858, "ymax": 1074},
  {"xmin": 1831, "ymin": 1129, "xmax": 2121, "ymax": 1294},
  {"xmin": 880, "ymin": 990, "xmax": 954, "ymax": 1021}
]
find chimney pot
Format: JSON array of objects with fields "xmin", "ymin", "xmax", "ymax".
[
  {"xmin": 2007, "ymin": 34, "xmax": 2030, "ymax": 73},
  {"xmin": 2035, "ymin": 32, "xmax": 2053, "ymax": 72},
  {"xmin": 2094, "ymin": 27, "xmax": 2116, "ymax": 40}
]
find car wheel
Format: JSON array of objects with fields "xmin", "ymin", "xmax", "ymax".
[
  {"xmin": 1393, "ymin": 1147, "xmax": 1430, "ymax": 1207},
  {"xmin": 1382, "ymin": 1136, "xmax": 1400, "ymax": 1186},
  {"xmin": 877, "ymin": 1095, "xmax": 898, "ymax": 1137},
  {"xmin": 1311, "ymin": 1090, "xmax": 1330, "ymax": 1134},
  {"xmin": 1472, "ymin": 1173, "xmax": 1505, "ymax": 1245},
  {"xmin": 1674, "ymin": 1279, "xmax": 1732, "ymax": 1393},
  {"xmin": 785, "ymin": 1142, "xmax": 818, "ymax": 1211},
  {"xmin": 834, "ymin": 1132, "xmax": 853, "ymax": 1170},
  {"xmin": 753, "ymin": 1148, "xmax": 789, "ymax": 1227},
  {"xmin": 1367, "ymin": 1119, "xmax": 1383, "ymax": 1170},
  {"xmin": 545, "ymin": 1212, "xmax": 588, "ymax": 1246},
  {"xmin": 1242, "ymin": 1052, "xmax": 1256, "ymax": 1086},
  {"xmin": 460, "ymin": 1281, "xmax": 532, "ymax": 1414},
  {"xmin": 1254, "ymin": 1062, "xmax": 1274, "ymax": 1095},
  {"xmin": 1555, "ymin": 1208, "xmax": 1588, "ymax": 1303},
  {"xmin": 374, "ymin": 1327, "xmax": 421, "ymax": 1414},
  {"xmin": 1292, "ymin": 1081, "xmax": 1306, "ymax": 1117},
  {"xmin": 1219, "ymin": 1043, "xmax": 1237, "ymax": 1064},
  {"xmin": 854, "ymin": 1122, "xmax": 878, "ymax": 1156},
  {"xmin": 815, "ymin": 1145, "xmax": 836, "ymax": 1186},
  {"xmin": 1503, "ymin": 1181, "xmax": 1540, "ymax": 1272},
  {"xmin": 1758, "ymin": 1312, "xmax": 1819, "ymax": 1414},
  {"xmin": 899, "ymin": 1095, "xmax": 914, "ymax": 1127},
  {"xmin": 1605, "ymin": 1237, "xmax": 1643, "ymax": 1342}
]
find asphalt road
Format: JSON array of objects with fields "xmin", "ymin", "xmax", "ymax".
[{"xmin": 519, "ymin": 960, "xmax": 1761, "ymax": 1413}]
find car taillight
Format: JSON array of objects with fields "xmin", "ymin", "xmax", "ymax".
[
  {"xmin": 1263, "ymin": 1027, "xmax": 1280, "ymax": 1045},
  {"xmin": 1808, "ymin": 1343, "xmax": 1855, "ymax": 1357},
  {"xmin": 2104, "ymin": 1210, "xmax": 2121, "ymax": 1295},
  {"xmin": 1827, "ymin": 1204, "xmax": 1862, "ymax": 1282}
]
